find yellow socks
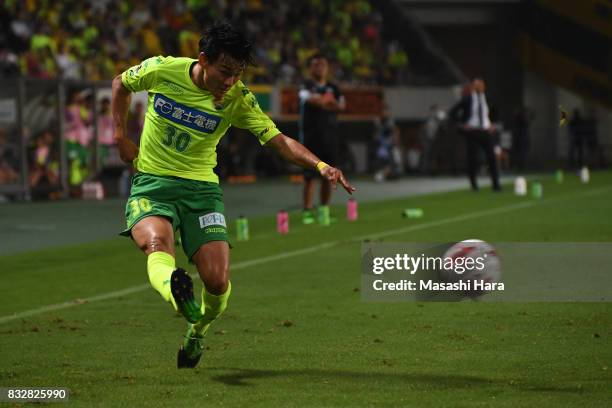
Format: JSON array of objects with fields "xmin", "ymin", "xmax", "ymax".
[
  {"xmin": 191, "ymin": 281, "xmax": 232, "ymax": 336},
  {"xmin": 148, "ymin": 251, "xmax": 231, "ymax": 335},
  {"xmin": 147, "ymin": 251, "xmax": 177, "ymax": 310}
]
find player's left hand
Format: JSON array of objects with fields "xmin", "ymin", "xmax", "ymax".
[{"xmin": 320, "ymin": 165, "xmax": 356, "ymax": 194}]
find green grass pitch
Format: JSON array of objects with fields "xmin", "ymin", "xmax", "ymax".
[{"xmin": 1, "ymin": 173, "xmax": 611, "ymax": 407}]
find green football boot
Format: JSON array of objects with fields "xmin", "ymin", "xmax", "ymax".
[
  {"xmin": 177, "ymin": 325, "xmax": 204, "ymax": 369},
  {"xmin": 170, "ymin": 268, "xmax": 202, "ymax": 324}
]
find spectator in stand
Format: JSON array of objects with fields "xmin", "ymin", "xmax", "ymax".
[
  {"xmin": 29, "ymin": 129, "xmax": 59, "ymax": 188},
  {"xmin": 179, "ymin": 21, "xmax": 201, "ymax": 57},
  {"xmin": 141, "ymin": 20, "xmax": 163, "ymax": 56},
  {"xmin": 0, "ymin": 45, "xmax": 20, "ymax": 77},
  {"xmin": 387, "ymin": 40, "xmax": 408, "ymax": 83},
  {"xmin": 88, "ymin": 51, "xmax": 116, "ymax": 81},
  {"xmin": 64, "ymin": 90, "xmax": 92, "ymax": 190},
  {"xmin": 21, "ymin": 48, "xmax": 48, "ymax": 78},
  {"xmin": 56, "ymin": 41, "xmax": 82, "ymax": 79},
  {"xmin": 9, "ymin": 7, "xmax": 33, "ymax": 51},
  {"xmin": 374, "ymin": 108, "xmax": 402, "ymax": 182},
  {"xmin": 0, "ymin": 128, "xmax": 19, "ymax": 184},
  {"xmin": 29, "ymin": 23, "xmax": 56, "ymax": 54},
  {"xmin": 97, "ymin": 97, "xmax": 116, "ymax": 167}
]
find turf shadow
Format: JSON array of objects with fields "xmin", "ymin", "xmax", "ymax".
[{"xmin": 207, "ymin": 367, "xmax": 586, "ymax": 394}]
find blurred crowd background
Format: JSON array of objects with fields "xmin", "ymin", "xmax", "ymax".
[{"xmin": 0, "ymin": 0, "xmax": 408, "ymax": 84}]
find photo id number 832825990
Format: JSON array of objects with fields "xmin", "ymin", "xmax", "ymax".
[{"xmin": 1, "ymin": 388, "xmax": 70, "ymax": 402}]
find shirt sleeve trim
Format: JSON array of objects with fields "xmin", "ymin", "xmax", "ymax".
[
  {"xmin": 259, "ymin": 128, "xmax": 281, "ymax": 145},
  {"xmin": 121, "ymin": 71, "xmax": 136, "ymax": 93}
]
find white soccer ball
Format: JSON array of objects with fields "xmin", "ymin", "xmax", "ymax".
[{"xmin": 440, "ymin": 239, "xmax": 501, "ymax": 298}]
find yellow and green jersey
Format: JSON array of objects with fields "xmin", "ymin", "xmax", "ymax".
[{"xmin": 121, "ymin": 56, "xmax": 280, "ymax": 183}]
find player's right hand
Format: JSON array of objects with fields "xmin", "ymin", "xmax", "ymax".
[{"xmin": 320, "ymin": 165, "xmax": 356, "ymax": 195}]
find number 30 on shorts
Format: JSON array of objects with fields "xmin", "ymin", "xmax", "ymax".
[{"xmin": 129, "ymin": 197, "xmax": 152, "ymax": 217}]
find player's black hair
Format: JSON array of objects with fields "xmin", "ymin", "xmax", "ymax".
[
  {"xmin": 199, "ymin": 21, "xmax": 254, "ymax": 67},
  {"xmin": 307, "ymin": 52, "xmax": 327, "ymax": 66}
]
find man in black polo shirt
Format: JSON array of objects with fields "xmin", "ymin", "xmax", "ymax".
[{"xmin": 299, "ymin": 53, "xmax": 346, "ymax": 224}]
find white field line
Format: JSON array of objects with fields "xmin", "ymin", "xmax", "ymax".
[{"xmin": 1, "ymin": 185, "xmax": 609, "ymax": 325}]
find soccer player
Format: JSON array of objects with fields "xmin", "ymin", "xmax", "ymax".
[
  {"xmin": 298, "ymin": 53, "xmax": 346, "ymax": 224},
  {"xmin": 112, "ymin": 22, "xmax": 355, "ymax": 369}
]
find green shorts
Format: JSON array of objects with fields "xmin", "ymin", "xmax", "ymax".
[{"xmin": 120, "ymin": 172, "xmax": 229, "ymax": 261}]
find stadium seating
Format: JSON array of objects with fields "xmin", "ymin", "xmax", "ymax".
[{"xmin": 0, "ymin": 0, "xmax": 409, "ymax": 85}]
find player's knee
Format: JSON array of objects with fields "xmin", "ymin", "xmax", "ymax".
[{"xmin": 139, "ymin": 235, "xmax": 172, "ymax": 254}]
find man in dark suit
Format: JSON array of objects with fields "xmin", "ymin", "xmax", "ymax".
[{"xmin": 449, "ymin": 78, "xmax": 501, "ymax": 191}]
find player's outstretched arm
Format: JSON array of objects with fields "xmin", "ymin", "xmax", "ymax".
[
  {"xmin": 266, "ymin": 134, "xmax": 356, "ymax": 194},
  {"xmin": 111, "ymin": 75, "xmax": 139, "ymax": 163}
]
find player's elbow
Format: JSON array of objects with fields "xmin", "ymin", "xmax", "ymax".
[
  {"xmin": 112, "ymin": 75, "xmax": 130, "ymax": 95},
  {"xmin": 112, "ymin": 75, "xmax": 122, "ymax": 89},
  {"xmin": 266, "ymin": 133, "xmax": 287, "ymax": 151}
]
